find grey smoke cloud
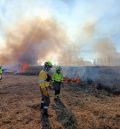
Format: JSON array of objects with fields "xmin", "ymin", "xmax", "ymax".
[
  {"xmin": 0, "ymin": 19, "xmax": 66, "ymax": 64},
  {"xmin": 94, "ymin": 38, "xmax": 120, "ymax": 66}
]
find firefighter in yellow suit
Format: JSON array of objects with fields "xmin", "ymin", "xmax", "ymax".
[{"xmin": 38, "ymin": 61, "xmax": 52, "ymax": 116}]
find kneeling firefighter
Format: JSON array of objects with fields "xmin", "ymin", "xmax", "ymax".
[
  {"xmin": 38, "ymin": 61, "xmax": 53, "ymax": 116},
  {"xmin": 52, "ymin": 66, "xmax": 63, "ymax": 101}
]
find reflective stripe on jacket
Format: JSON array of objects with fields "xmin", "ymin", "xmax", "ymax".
[{"xmin": 39, "ymin": 70, "xmax": 50, "ymax": 88}]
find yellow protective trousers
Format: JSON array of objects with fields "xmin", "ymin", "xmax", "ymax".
[{"xmin": 40, "ymin": 87, "xmax": 50, "ymax": 109}]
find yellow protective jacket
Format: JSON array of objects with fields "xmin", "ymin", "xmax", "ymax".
[
  {"xmin": 0, "ymin": 68, "xmax": 3, "ymax": 74},
  {"xmin": 52, "ymin": 73, "xmax": 63, "ymax": 82},
  {"xmin": 38, "ymin": 70, "xmax": 50, "ymax": 88}
]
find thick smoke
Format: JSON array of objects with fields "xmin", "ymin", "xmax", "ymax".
[
  {"xmin": 58, "ymin": 44, "xmax": 92, "ymax": 66},
  {"xmin": 0, "ymin": 19, "xmax": 67, "ymax": 65},
  {"xmin": 94, "ymin": 39, "xmax": 116, "ymax": 57},
  {"xmin": 94, "ymin": 39, "xmax": 120, "ymax": 66},
  {"xmin": 0, "ymin": 18, "xmax": 91, "ymax": 66}
]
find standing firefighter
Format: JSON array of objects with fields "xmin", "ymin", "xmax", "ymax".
[
  {"xmin": 38, "ymin": 61, "xmax": 53, "ymax": 116},
  {"xmin": 0, "ymin": 66, "xmax": 3, "ymax": 80},
  {"xmin": 52, "ymin": 66, "xmax": 63, "ymax": 101}
]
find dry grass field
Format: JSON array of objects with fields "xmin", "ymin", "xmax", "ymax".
[{"xmin": 0, "ymin": 75, "xmax": 120, "ymax": 129}]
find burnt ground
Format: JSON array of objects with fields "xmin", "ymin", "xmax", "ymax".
[{"xmin": 0, "ymin": 75, "xmax": 120, "ymax": 129}]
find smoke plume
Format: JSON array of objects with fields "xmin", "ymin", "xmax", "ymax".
[
  {"xmin": 0, "ymin": 19, "xmax": 67, "ymax": 65},
  {"xmin": 94, "ymin": 39, "xmax": 116, "ymax": 57},
  {"xmin": 0, "ymin": 18, "xmax": 93, "ymax": 66},
  {"xmin": 94, "ymin": 38, "xmax": 120, "ymax": 66},
  {"xmin": 58, "ymin": 44, "xmax": 92, "ymax": 66},
  {"xmin": 83, "ymin": 22, "xmax": 96, "ymax": 39}
]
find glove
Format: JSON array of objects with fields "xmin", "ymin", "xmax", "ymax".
[
  {"xmin": 48, "ymin": 85, "xmax": 52, "ymax": 89},
  {"xmin": 46, "ymin": 74, "xmax": 52, "ymax": 82},
  {"xmin": 49, "ymin": 84, "xmax": 54, "ymax": 90}
]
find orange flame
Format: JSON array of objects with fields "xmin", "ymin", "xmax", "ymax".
[
  {"xmin": 64, "ymin": 77, "xmax": 80, "ymax": 85},
  {"xmin": 20, "ymin": 64, "xmax": 29, "ymax": 73}
]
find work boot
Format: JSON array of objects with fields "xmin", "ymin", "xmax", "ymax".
[
  {"xmin": 54, "ymin": 98, "xmax": 57, "ymax": 101},
  {"xmin": 40, "ymin": 103, "xmax": 44, "ymax": 110},
  {"xmin": 43, "ymin": 109, "xmax": 49, "ymax": 117},
  {"xmin": 57, "ymin": 95, "xmax": 60, "ymax": 99}
]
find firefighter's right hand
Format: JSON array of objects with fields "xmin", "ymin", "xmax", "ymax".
[
  {"xmin": 49, "ymin": 84, "xmax": 54, "ymax": 90},
  {"xmin": 48, "ymin": 86, "xmax": 52, "ymax": 90}
]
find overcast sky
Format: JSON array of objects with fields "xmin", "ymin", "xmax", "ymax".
[{"xmin": 0, "ymin": 0, "xmax": 120, "ymax": 62}]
